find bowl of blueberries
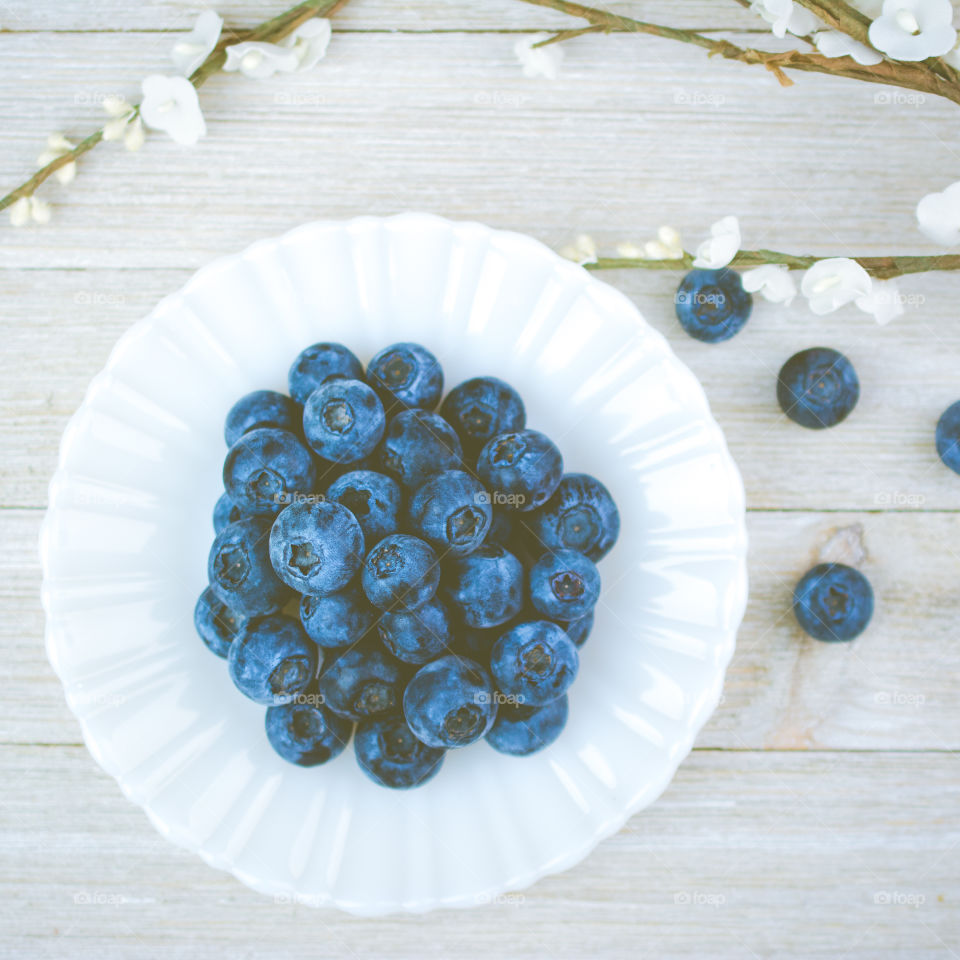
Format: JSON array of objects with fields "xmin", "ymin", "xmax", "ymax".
[{"xmin": 41, "ymin": 213, "xmax": 748, "ymax": 913}]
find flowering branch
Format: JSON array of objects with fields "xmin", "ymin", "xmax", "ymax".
[
  {"xmin": 516, "ymin": 0, "xmax": 960, "ymax": 105},
  {"xmin": 589, "ymin": 249, "xmax": 960, "ymax": 281},
  {"xmin": 0, "ymin": 0, "xmax": 350, "ymax": 216}
]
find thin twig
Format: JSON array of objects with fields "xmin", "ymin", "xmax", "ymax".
[
  {"xmin": 515, "ymin": 0, "xmax": 960, "ymax": 103},
  {"xmin": 0, "ymin": 0, "xmax": 351, "ymax": 215},
  {"xmin": 588, "ymin": 250, "xmax": 960, "ymax": 280}
]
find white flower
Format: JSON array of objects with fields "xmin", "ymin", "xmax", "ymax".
[
  {"xmin": 140, "ymin": 75, "xmax": 206, "ymax": 145},
  {"xmin": 9, "ymin": 195, "xmax": 52, "ymax": 226},
  {"xmin": 615, "ymin": 241, "xmax": 643, "ymax": 258},
  {"xmin": 37, "ymin": 133, "xmax": 76, "ymax": 184},
  {"xmin": 867, "ymin": 0, "xmax": 957, "ymax": 61},
  {"xmin": 560, "ymin": 234, "xmax": 597, "ymax": 265},
  {"xmin": 813, "ymin": 30, "xmax": 884, "ymax": 64},
  {"xmin": 285, "ymin": 19, "xmax": 332, "ymax": 70},
  {"xmin": 693, "ymin": 216, "xmax": 740, "ymax": 269},
  {"xmin": 916, "ymin": 181, "xmax": 960, "ymax": 246},
  {"xmin": 801, "ymin": 258, "xmax": 872, "ymax": 314},
  {"xmin": 741, "ymin": 264, "xmax": 798, "ymax": 304},
  {"xmin": 514, "ymin": 33, "xmax": 564, "ymax": 79},
  {"xmin": 751, "ymin": 0, "xmax": 819, "ymax": 38},
  {"xmin": 101, "ymin": 97, "xmax": 146, "ymax": 152},
  {"xmin": 172, "ymin": 10, "xmax": 223, "ymax": 77},
  {"xmin": 223, "ymin": 18, "xmax": 332, "ymax": 78},
  {"xmin": 855, "ymin": 277, "xmax": 904, "ymax": 324}
]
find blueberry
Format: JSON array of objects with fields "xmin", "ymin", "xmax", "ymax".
[
  {"xmin": 265, "ymin": 699, "xmax": 353, "ymax": 766},
  {"xmin": 377, "ymin": 596, "xmax": 452, "ymax": 664},
  {"xmin": 476, "ymin": 429, "xmax": 563, "ymax": 512},
  {"xmin": 326, "ymin": 470, "xmax": 401, "ymax": 544},
  {"xmin": 491, "ymin": 620, "xmax": 578, "ymax": 706},
  {"xmin": 403, "ymin": 655, "xmax": 497, "ymax": 748},
  {"xmin": 777, "ymin": 347, "xmax": 859, "ymax": 429},
  {"xmin": 354, "ymin": 714, "xmax": 445, "ymax": 789},
  {"xmin": 379, "ymin": 409, "xmax": 463, "ymax": 490},
  {"xmin": 362, "ymin": 534, "xmax": 440, "ymax": 612},
  {"xmin": 268, "ymin": 499, "xmax": 365, "ymax": 595},
  {"xmin": 228, "ymin": 614, "xmax": 319, "ymax": 705},
  {"xmin": 213, "ymin": 491, "xmax": 243, "ymax": 534},
  {"xmin": 485, "ymin": 696, "xmax": 568, "ymax": 757},
  {"xmin": 194, "ymin": 586, "xmax": 249, "ymax": 658},
  {"xmin": 288, "ymin": 342, "xmax": 364, "ymax": 405},
  {"xmin": 317, "ymin": 640, "xmax": 409, "ymax": 720},
  {"xmin": 407, "ymin": 469, "xmax": 492, "ymax": 557},
  {"xmin": 935, "ymin": 400, "xmax": 960, "ymax": 475},
  {"xmin": 528, "ymin": 473, "xmax": 620, "ymax": 562},
  {"xmin": 208, "ymin": 516, "xmax": 291, "ymax": 616},
  {"xmin": 224, "ymin": 390, "xmax": 302, "ymax": 447},
  {"xmin": 223, "ymin": 427, "xmax": 318, "ymax": 517},
  {"xmin": 675, "ymin": 268, "xmax": 752, "ymax": 343},
  {"xmin": 300, "ymin": 586, "xmax": 377, "ymax": 649},
  {"xmin": 440, "ymin": 376, "xmax": 526, "ymax": 455},
  {"xmin": 302, "ymin": 379, "xmax": 386, "ymax": 464},
  {"xmin": 529, "ymin": 549, "xmax": 601, "ymax": 621},
  {"xmin": 561, "ymin": 611, "xmax": 594, "ymax": 648},
  {"xmin": 442, "ymin": 543, "xmax": 524, "ymax": 628},
  {"xmin": 793, "ymin": 562, "xmax": 874, "ymax": 642},
  {"xmin": 366, "ymin": 342, "xmax": 443, "ymax": 412}
]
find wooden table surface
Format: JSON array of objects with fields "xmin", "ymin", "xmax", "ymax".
[{"xmin": 2, "ymin": 2, "xmax": 958, "ymax": 957}]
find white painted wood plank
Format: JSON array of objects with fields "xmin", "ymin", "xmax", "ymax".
[
  {"xmin": 0, "ymin": 0, "xmax": 762, "ymax": 33},
  {"xmin": 2, "ymin": 266, "xmax": 959, "ymax": 511},
  {"xmin": 7, "ymin": 508, "xmax": 960, "ymax": 748},
  {"xmin": 1, "ymin": 744, "xmax": 956, "ymax": 958}
]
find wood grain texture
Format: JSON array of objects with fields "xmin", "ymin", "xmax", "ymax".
[
  {"xmin": 2, "ymin": 4, "xmax": 959, "ymax": 957},
  {"xmin": 1, "ymin": 745, "xmax": 957, "ymax": 959}
]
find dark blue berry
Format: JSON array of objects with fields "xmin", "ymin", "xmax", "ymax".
[
  {"xmin": 326, "ymin": 469, "xmax": 401, "ymax": 544},
  {"xmin": 529, "ymin": 549, "xmax": 601, "ymax": 621},
  {"xmin": 935, "ymin": 400, "xmax": 960, "ymax": 475},
  {"xmin": 675, "ymin": 268, "xmax": 752, "ymax": 343},
  {"xmin": 354, "ymin": 714, "xmax": 444, "ymax": 789},
  {"xmin": 403, "ymin": 655, "xmax": 497, "ymax": 748},
  {"xmin": 442, "ymin": 543, "xmax": 524, "ymax": 628},
  {"xmin": 194, "ymin": 586, "xmax": 248, "ymax": 658},
  {"xmin": 224, "ymin": 390, "xmax": 302, "ymax": 447},
  {"xmin": 300, "ymin": 586, "xmax": 377, "ymax": 649},
  {"xmin": 529, "ymin": 473, "xmax": 620, "ymax": 562},
  {"xmin": 317, "ymin": 641, "xmax": 409, "ymax": 721},
  {"xmin": 208, "ymin": 516, "xmax": 291, "ymax": 616},
  {"xmin": 476, "ymin": 429, "xmax": 563, "ymax": 512},
  {"xmin": 440, "ymin": 376, "xmax": 526, "ymax": 455},
  {"xmin": 777, "ymin": 347, "xmax": 859, "ymax": 429},
  {"xmin": 485, "ymin": 696, "xmax": 568, "ymax": 756},
  {"xmin": 213, "ymin": 491, "xmax": 243, "ymax": 534},
  {"xmin": 561, "ymin": 611, "xmax": 594, "ymax": 648},
  {"xmin": 407, "ymin": 469, "xmax": 492, "ymax": 556},
  {"xmin": 377, "ymin": 596, "xmax": 452, "ymax": 664},
  {"xmin": 228, "ymin": 614, "xmax": 319, "ymax": 705},
  {"xmin": 302, "ymin": 379, "xmax": 385, "ymax": 464},
  {"xmin": 793, "ymin": 563, "xmax": 874, "ymax": 642},
  {"xmin": 269, "ymin": 499, "xmax": 365, "ymax": 595},
  {"xmin": 288, "ymin": 342, "xmax": 364, "ymax": 405},
  {"xmin": 362, "ymin": 534, "xmax": 440, "ymax": 612},
  {"xmin": 378, "ymin": 409, "xmax": 463, "ymax": 490},
  {"xmin": 491, "ymin": 620, "xmax": 578, "ymax": 706},
  {"xmin": 265, "ymin": 699, "xmax": 353, "ymax": 766},
  {"xmin": 223, "ymin": 427, "xmax": 318, "ymax": 517},
  {"xmin": 366, "ymin": 342, "xmax": 443, "ymax": 412}
]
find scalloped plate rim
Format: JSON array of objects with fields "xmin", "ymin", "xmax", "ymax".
[{"xmin": 39, "ymin": 211, "xmax": 748, "ymax": 915}]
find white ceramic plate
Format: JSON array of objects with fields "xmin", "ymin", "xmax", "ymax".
[{"xmin": 40, "ymin": 213, "xmax": 747, "ymax": 914}]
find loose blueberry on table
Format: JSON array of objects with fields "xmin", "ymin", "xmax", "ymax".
[
  {"xmin": 195, "ymin": 342, "xmax": 620, "ymax": 787},
  {"xmin": 793, "ymin": 562, "xmax": 874, "ymax": 642},
  {"xmin": 674, "ymin": 268, "xmax": 752, "ymax": 343},
  {"xmin": 777, "ymin": 347, "xmax": 860, "ymax": 430}
]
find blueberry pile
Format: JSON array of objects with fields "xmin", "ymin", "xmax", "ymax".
[{"xmin": 195, "ymin": 342, "xmax": 620, "ymax": 789}]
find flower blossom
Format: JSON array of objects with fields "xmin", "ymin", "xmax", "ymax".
[
  {"xmin": 140, "ymin": 76, "xmax": 206, "ymax": 145},
  {"xmin": 801, "ymin": 258, "xmax": 872, "ymax": 314},
  {"xmin": 37, "ymin": 133, "xmax": 77, "ymax": 184},
  {"xmin": 514, "ymin": 34, "xmax": 564, "ymax": 79},
  {"xmin": 916, "ymin": 180, "xmax": 960, "ymax": 246},
  {"xmin": 751, "ymin": 0, "xmax": 819, "ymax": 38},
  {"xmin": 693, "ymin": 216, "xmax": 740, "ymax": 270},
  {"xmin": 867, "ymin": 0, "xmax": 956, "ymax": 61},
  {"xmin": 172, "ymin": 10, "xmax": 224, "ymax": 76},
  {"xmin": 741, "ymin": 264, "xmax": 798, "ymax": 304},
  {"xmin": 813, "ymin": 30, "xmax": 884, "ymax": 64},
  {"xmin": 224, "ymin": 19, "xmax": 332, "ymax": 78}
]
